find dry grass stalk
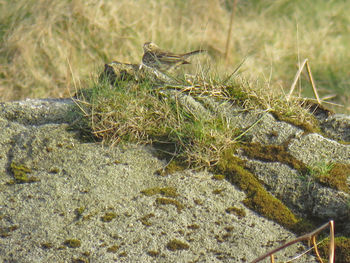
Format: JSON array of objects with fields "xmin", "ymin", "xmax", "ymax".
[
  {"xmin": 287, "ymin": 59, "xmax": 344, "ymax": 108},
  {"xmin": 224, "ymin": 0, "xmax": 238, "ymax": 64},
  {"xmin": 1, "ymin": 1, "xmax": 348, "ymax": 113},
  {"xmin": 287, "ymin": 59, "xmax": 320, "ymax": 104},
  {"xmin": 251, "ymin": 220, "xmax": 335, "ymax": 263}
]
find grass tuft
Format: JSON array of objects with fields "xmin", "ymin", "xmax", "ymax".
[{"xmin": 75, "ymin": 65, "xmax": 321, "ymax": 169}]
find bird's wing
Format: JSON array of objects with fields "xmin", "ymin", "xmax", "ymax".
[{"xmin": 155, "ymin": 51, "xmax": 185, "ymax": 63}]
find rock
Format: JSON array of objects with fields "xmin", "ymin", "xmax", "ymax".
[
  {"xmin": 101, "ymin": 61, "xmax": 176, "ymax": 85},
  {"xmin": 245, "ymin": 161, "xmax": 350, "ymax": 221},
  {"xmin": 321, "ymin": 114, "xmax": 350, "ymax": 142},
  {"xmin": 288, "ymin": 133, "xmax": 350, "ymax": 165},
  {"xmin": 0, "ymin": 99, "xmax": 320, "ymax": 262}
]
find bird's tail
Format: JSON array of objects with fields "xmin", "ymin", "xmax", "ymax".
[{"xmin": 182, "ymin": 49, "xmax": 206, "ymax": 58}]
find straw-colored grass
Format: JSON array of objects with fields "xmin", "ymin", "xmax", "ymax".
[
  {"xmin": 1, "ymin": 0, "xmax": 349, "ymax": 112},
  {"xmin": 74, "ymin": 65, "xmax": 319, "ymax": 169}
]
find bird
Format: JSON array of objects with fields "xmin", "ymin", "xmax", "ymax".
[{"xmin": 141, "ymin": 42, "xmax": 205, "ymax": 72}]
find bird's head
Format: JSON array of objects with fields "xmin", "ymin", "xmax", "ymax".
[{"xmin": 143, "ymin": 42, "xmax": 159, "ymax": 52}]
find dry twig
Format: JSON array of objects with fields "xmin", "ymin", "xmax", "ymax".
[{"xmin": 251, "ymin": 220, "xmax": 335, "ymax": 263}]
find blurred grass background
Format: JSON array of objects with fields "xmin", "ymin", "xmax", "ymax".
[{"xmin": 0, "ymin": 0, "xmax": 349, "ymax": 112}]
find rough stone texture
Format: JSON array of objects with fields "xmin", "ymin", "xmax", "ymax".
[
  {"xmin": 321, "ymin": 114, "xmax": 350, "ymax": 142},
  {"xmin": 244, "ymin": 160, "xmax": 350, "ymax": 221},
  {"xmin": 149, "ymin": 90, "xmax": 350, "ymax": 237},
  {"xmin": 0, "ymin": 98, "xmax": 75, "ymax": 125},
  {"xmin": 102, "ymin": 61, "xmax": 176, "ymax": 84},
  {"xmin": 166, "ymin": 91, "xmax": 303, "ymax": 145},
  {"xmin": 0, "ymin": 99, "xmax": 321, "ymax": 262},
  {"xmin": 227, "ymin": 111, "xmax": 303, "ymax": 145},
  {"xmin": 288, "ymin": 133, "xmax": 350, "ymax": 166}
]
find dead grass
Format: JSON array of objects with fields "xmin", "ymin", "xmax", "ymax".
[
  {"xmin": 74, "ymin": 65, "xmax": 317, "ymax": 168},
  {"xmin": 0, "ymin": 0, "xmax": 349, "ymax": 112}
]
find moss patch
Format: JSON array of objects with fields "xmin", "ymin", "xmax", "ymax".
[
  {"xmin": 217, "ymin": 150, "xmax": 311, "ymax": 233},
  {"xmin": 147, "ymin": 250, "xmax": 160, "ymax": 257},
  {"xmin": 10, "ymin": 162, "xmax": 39, "ymax": 184},
  {"xmin": 154, "ymin": 160, "xmax": 186, "ymax": 176},
  {"xmin": 72, "ymin": 258, "xmax": 89, "ymax": 263},
  {"xmin": 212, "ymin": 188, "xmax": 226, "ymax": 195},
  {"xmin": 225, "ymin": 206, "xmax": 246, "ymax": 218},
  {"xmin": 41, "ymin": 242, "xmax": 54, "ymax": 249},
  {"xmin": 74, "ymin": 207, "xmax": 86, "ymax": 220},
  {"xmin": 317, "ymin": 163, "xmax": 350, "ymax": 193},
  {"xmin": 271, "ymin": 110, "xmax": 321, "ymax": 134},
  {"xmin": 0, "ymin": 225, "xmax": 19, "ymax": 238},
  {"xmin": 139, "ymin": 213, "xmax": 155, "ymax": 226},
  {"xmin": 100, "ymin": 212, "xmax": 117, "ymax": 222},
  {"xmin": 212, "ymin": 174, "xmax": 226, "ymax": 180},
  {"xmin": 141, "ymin": 186, "xmax": 178, "ymax": 198},
  {"xmin": 107, "ymin": 245, "xmax": 120, "ymax": 253},
  {"xmin": 166, "ymin": 239, "xmax": 190, "ymax": 251},
  {"xmin": 155, "ymin": 197, "xmax": 184, "ymax": 212},
  {"xmin": 241, "ymin": 143, "xmax": 308, "ymax": 174},
  {"xmin": 319, "ymin": 236, "xmax": 350, "ymax": 263},
  {"xmin": 187, "ymin": 224, "xmax": 200, "ymax": 230},
  {"xmin": 64, "ymin": 239, "xmax": 81, "ymax": 248},
  {"xmin": 49, "ymin": 167, "xmax": 60, "ymax": 174}
]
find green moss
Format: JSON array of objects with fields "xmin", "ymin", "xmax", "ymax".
[
  {"xmin": 224, "ymin": 86, "xmax": 250, "ymax": 102},
  {"xmin": 74, "ymin": 207, "xmax": 86, "ymax": 220},
  {"xmin": 49, "ymin": 167, "xmax": 60, "ymax": 174},
  {"xmin": 82, "ymin": 211, "xmax": 98, "ymax": 221},
  {"xmin": 0, "ymin": 225, "xmax": 19, "ymax": 238},
  {"xmin": 187, "ymin": 224, "xmax": 200, "ymax": 230},
  {"xmin": 139, "ymin": 213, "xmax": 155, "ymax": 226},
  {"xmin": 193, "ymin": 199, "xmax": 203, "ymax": 205},
  {"xmin": 41, "ymin": 242, "xmax": 54, "ymax": 249},
  {"xmin": 271, "ymin": 110, "xmax": 321, "ymax": 134},
  {"xmin": 147, "ymin": 250, "xmax": 160, "ymax": 257},
  {"xmin": 72, "ymin": 258, "xmax": 88, "ymax": 263},
  {"xmin": 317, "ymin": 163, "xmax": 350, "ymax": 193},
  {"xmin": 212, "ymin": 174, "xmax": 226, "ymax": 180},
  {"xmin": 319, "ymin": 236, "xmax": 350, "ymax": 263},
  {"xmin": 212, "ymin": 188, "xmax": 226, "ymax": 195},
  {"xmin": 166, "ymin": 239, "xmax": 190, "ymax": 251},
  {"xmin": 10, "ymin": 162, "xmax": 39, "ymax": 184},
  {"xmin": 107, "ymin": 244, "xmax": 120, "ymax": 253},
  {"xmin": 215, "ymin": 232, "xmax": 232, "ymax": 243},
  {"xmin": 82, "ymin": 251, "xmax": 91, "ymax": 257},
  {"xmin": 63, "ymin": 239, "xmax": 81, "ymax": 248},
  {"xmin": 141, "ymin": 186, "xmax": 178, "ymax": 198},
  {"xmin": 217, "ymin": 150, "xmax": 302, "ymax": 231},
  {"xmin": 241, "ymin": 143, "xmax": 308, "ymax": 174},
  {"xmin": 141, "ymin": 187, "xmax": 160, "ymax": 196},
  {"xmin": 225, "ymin": 206, "xmax": 246, "ymax": 218},
  {"xmin": 155, "ymin": 197, "xmax": 184, "ymax": 212},
  {"xmin": 217, "ymin": 148, "xmax": 247, "ymax": 170},
  {"xmin": 154, "ymin": 160, "xmax": 186, "ymax": 176},
  {"xmin": 225, "ymin": 226, "xmax": 234, "ymax": 232},
  {"xmin": 101, "ymin": 212, "xmax": 117, "ymax": 222}
]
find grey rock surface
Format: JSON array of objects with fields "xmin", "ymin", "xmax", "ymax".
[
  {"xmin": 288, "ymin": 133, "xmax": 350, "ymax": 166},
  {"xmin": 172, "ymin": 91, "xmax": 350, "ymax": 233},
  {"xmin": 321, "ymin": 114, "xmax": 350, "ymax": 142},
  {"xmin": 244, "ymin": 160, "xmax": 350, "ymax": 221},
  {"xmin": 166, "ymin": 91, "xmax": 304, "ymax": 145},
  {"xmin": 0, "ymin": 99, "xmax": 320, "ymax": 262}
]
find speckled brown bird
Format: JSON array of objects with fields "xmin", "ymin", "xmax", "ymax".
[{"xmin": 141, "ymin": 42, "xmax": 205, "ymax": 72}]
